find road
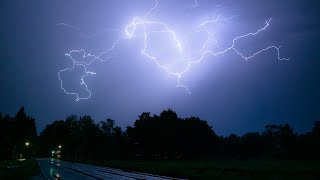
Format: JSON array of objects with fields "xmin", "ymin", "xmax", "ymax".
[{"xmin": 37, "ymin": 158, "xmax": 185, "ymax": 180}]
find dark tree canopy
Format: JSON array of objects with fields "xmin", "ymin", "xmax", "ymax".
[
  {"xmin": 39, "ymin": 115, "xmax": 125, "ymax": 161},
  {"xmin": 0, "ymin": 106, "xmax": 37, "ymax": 160},
  {"xmin": 1, "ymin": 108, "xmax": 320, "ymax": 161},
  {"xmin": 126, "ymin": 109, "xmax": 218, "ymax": 159}
]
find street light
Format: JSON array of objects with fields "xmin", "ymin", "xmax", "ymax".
[
  {"xmin": 58, "ymin": 145, "xmax": 62, "ymax": 149},
  {"xmin": 25, "ymin": 142, "xmax": 29, "ymax": 146}
]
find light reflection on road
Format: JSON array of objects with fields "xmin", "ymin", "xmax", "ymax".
[{"xmin": 37, "ymin": 158, "xmax": 186, "ymax": 180}]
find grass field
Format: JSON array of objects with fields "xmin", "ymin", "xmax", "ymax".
[
  {"xmin": 0, "ymin": 159, "xmax": 40, "ymax": 179},
  {"xmin": 83, "ymin": 159, "xmax": 320, "ymax": 180}
]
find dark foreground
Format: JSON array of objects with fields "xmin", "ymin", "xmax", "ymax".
[
  {"xmin": 1, "ymin": 158, "xmax": 320, "ymax": 180},
  {"xmin": 81, "ymin": 159, "xmax": 320, "ymax": 180},
  {"xmin": 0, "ymin": 159, "xmax": 39, "ymax": 179},
  {"xmin": 37, "ymin": 158, "xmax": 185, "ymax": 180}
]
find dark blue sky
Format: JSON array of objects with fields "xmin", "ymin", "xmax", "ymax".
[{"xmin": 1, "ymin": 0, "xmax": 319, "ymax": 135}]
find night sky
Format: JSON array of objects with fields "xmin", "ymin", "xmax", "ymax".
[{"xmin": 1, "ymin": 0, "xmax": 319, "ymax": 135}]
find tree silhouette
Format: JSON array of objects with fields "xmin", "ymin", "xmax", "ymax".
[
  {"xmin": 126, "ymin": 109, "xmax": 217, "ymax": 159},
  {"xmin": 2, "ymin": 106, "xmax": 320, "ymax": 161},
  {"xmin": 0, "ymin": 106, "xmax": 37, "ymax": 160}
]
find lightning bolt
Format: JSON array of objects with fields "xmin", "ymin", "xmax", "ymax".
[{"xmin": 58, "ymin": 0, "xmax": 289, "ymax": 101}]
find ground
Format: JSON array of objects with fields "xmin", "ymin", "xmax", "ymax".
[
  {"xmin": 82, "ymin": 159, "xmax": 320, "ymax": 180},
  {"xmin": 0, "ymin": 159, "xmax": 40, "ymax": 179},
  {"xmin": 1, "ymin": 158, "xmax": 320, "ymax": 179}
]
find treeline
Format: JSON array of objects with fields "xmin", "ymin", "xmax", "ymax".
[
  {"xmin": 1, "ymin": 107, "xmax": 320, "ymax": 161},
  {"xmin": 0, "ymin": 107, "xmax": 37, "ymax": 160},
  {"xmin": 39, "ymin": 115, "xmax": 127, "ymax": 161}
]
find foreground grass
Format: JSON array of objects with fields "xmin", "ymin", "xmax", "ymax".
[
  {"xmin": 82, "ymin": 159, "xmax": 320, "ymax": 180},
  {"xmin": 0, "ymin": 159, "xmax": 40, "ymax": 179}
]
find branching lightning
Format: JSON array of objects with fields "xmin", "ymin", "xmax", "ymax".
[{"xmin": 58, "ymin": 0, "xmax": 289, "ymax": 101}]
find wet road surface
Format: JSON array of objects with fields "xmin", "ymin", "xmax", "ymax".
[{"xmin": 37, "ymin": 158, "xmax": 185, "ymax": 180}]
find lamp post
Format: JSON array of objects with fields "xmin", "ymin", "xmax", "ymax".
[
  {"xmin": 25, "ymin": 142, "xmax": 30, "ymax": 159},
  {"xmin": 57, "ymin": 145, "xmax": 62, "ymax": 159}
]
